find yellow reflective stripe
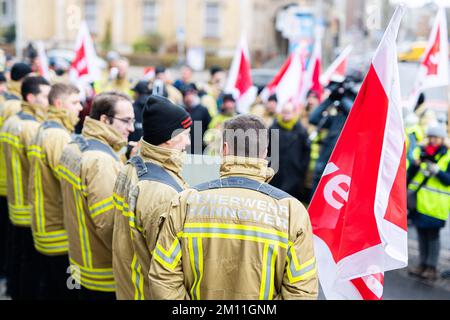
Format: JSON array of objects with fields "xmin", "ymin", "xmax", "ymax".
[
  {"xmin": 8, "ymin": 204, "xmax": 31, "ymax": 226},
  {"xmin": 73, "ymin": 188, "xmax": 92, "ymax": 268},
  {"xmin": 56, "ymin": 165, "xmax": 88, "ymax": 195},
  {"xmin": 113, "ymin": 193, "xmax": 143, "ymax": 233},
  {"xmin": 181, "ymin": 223, "xmax": 289, "ymax": 249},
  {"xmin": 259, "ymin": 244, "xmax": 278, "ymax": 300},
  {"xmin": 27, "ymin": 145, "xmax": 45, "ymax": 159},
  {"xmin": 2, "ymin": 133, "xmax": 24, "ymax": 149},
  {"xmin": 188, "ymin": 237, "xmax": 204, "ymax": 300},
  {"xmin": 69, "ymin": 259, "xmax": 114, "ymax": 278},
  {"xmin": 89, "ymin": 197, "xmax": 114, "ymax": 218},
  {"xmin": 153, "ymin": 238, "xmax": 182, "ymax": 271},
  {"xmin": 70, "ymin": 271, "xmax": 116, "ymax": 292},
  {"xmin": 286, "ymin": 246, "xmax": 316, "ymax": 283},
  {"xmin": 34, "ymin": 241, "xmax": 68, "ymax": 254},
  {"xmin": 11, "ymin": 149, "xmax": 23, "ymax": 205},
  {"xmin": 33, "ymin": 161, "xmax": 46, "ymax": 233},
  {"xmin": 131, "ymin": 254, "xmax": 145, "ymax": 300}
]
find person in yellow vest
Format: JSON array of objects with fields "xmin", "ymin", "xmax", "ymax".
[
  {"xmin": 0, "ymin": 63, "xmax": 33, "ymax": 294},
  {"xmin": 28, "ymin": 83, "xmax": 82, "ymax": 299},
  {"xmin": 112, "ymin": 95, "xmax": 192, "ymax": 300},
  {"xmin": 404, "ymin": 111, "xmax": 424, "ymax": 169},
  {"xmin": 95, "ymin": 58, "xmax": 133, "ymax": 96},
  {"xmin": 1, "ymin": 76, "xmax": 51, "ymax": 299},
  {"xmin": 58, "ymin": 92, "xmax": 135, "ymax": 300},
  {"xmin": 148, "ymin": 114, "xmax": 318, "ymax": 300},
  {"xmin": 407, "ymin": 125, "xmax": 449, "ymax": 281}
]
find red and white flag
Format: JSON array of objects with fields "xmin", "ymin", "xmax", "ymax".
[
  {"xmin": 36, "ymin": 41, "xmax": 50, "ymax": 81},
  {"xmin": 70, "ymin": 21, "xmax": 101, "ymax": 86},
  {"xmin": 303, "ymin": 37, "xmax": 323, "ymax": 102},
  {"xmin": 224, "ymin": 35, "xmax": 257, "ymax": 114},
  {"xmin": 406, "ymin": 7, "xmax": 448, "ymax": 110},
  {"xmin": 308, "ymin": 5, "xmax": 408, "ymax": 300},
  {"xmin": 259, "ymin": 48, "xmax": 304, "ymax": 111},
  {"xmin": 320, "ymin": 45, "xmax": 353, "ymax": 86}
]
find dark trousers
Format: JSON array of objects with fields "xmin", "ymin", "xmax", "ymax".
[
  {"xmin": 417, "ymin": 227, "xmax": 441, "ymax": 268},
  {"xmin": 77, "ymin": 286, "xmax": 116, "ymax": 301},
  {"xmin": 39, "ymin": 254, "xmax": 79, "ymax": 300},
  {"xmin": 0, "ymin": 196, "xmax": 8, "ymax": 278},
  {"xmin": 8, "ymin": 226, "xmax": 43, "ymax": 300}
]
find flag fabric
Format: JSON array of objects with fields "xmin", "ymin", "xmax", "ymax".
[
  {"xmin": 259, "ymin": 48, "xmax": 304, "ymax": 111},
  {"xmin": 144, "ymin": 66, "xmax": 156, "ymax": 80},
  {"xmin": 307, "ymin": 38, "xmax": 323, "ymax": 102},
  {"xmin": 224, "ymin": 35, "xmax": 257, "ymax": 114},
  {"xmin": 406, "ymin": 7, "xmax": 448, "ymax": 110},
  {"xmin": 308, "ymin": 5, "xmax": 408, "ymax": 300},
  {"xmin": 320, "ymin": 45, "xmax": 353, "ymax": 86},
  {"xmin": 70, "ymin": 21, "xmax": 101, "ymax": 86},
  {"xmin": 36, "ymin": 41, "xmax": 50, "ymax": 81}
]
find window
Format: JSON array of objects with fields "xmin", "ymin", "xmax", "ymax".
[
  {"xmin": 204, "ymin": 2, "xmax": 220, "ymax": 38},
  {"xmin": 1, "ymin": 0, "xmax": 7, "ymax": 16},
  {"xmin": 143, "ymin": 0, "xmax": 158, "ymax": 34},
  {"xmin": 84, "ymin": 0, "xmax": 97, "ymax": 33}
]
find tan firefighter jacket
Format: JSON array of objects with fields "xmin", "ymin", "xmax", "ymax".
[
  {"xmin": 58, "ymin": 117, "xmax": 126, "ymax": 292},
  {"xmin": 28, "ymin": 107, "xmax": 79, "ymax": 255},
  {"xmin": 148, "ymin": 156, "xmax": 318, "ymax": 300},
  {"xmin": 1, "ymin": 102, "xmax": 47, "ymax": 227},
  {"xmin": 112, "ymin": 139, "xmax": 188, "ymax": 300}
]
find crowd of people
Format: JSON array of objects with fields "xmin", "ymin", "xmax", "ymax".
[{"xmin": 0, "ymin": 49, "xmax": 448, "ymax": 300}]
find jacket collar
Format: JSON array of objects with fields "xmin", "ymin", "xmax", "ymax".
[
  {"xmin": 7, "ymin": 81, "xmax": 21, "ymax": 99},
  {"xmin": 220, "ymin": 155, "xmax": 274, "ymax": 183},
  {"xmin": 139, "ymin": 139, "xmax": 185, "ymax": 178},
  {"xmin": 47, "ymin": 106, "xmax": 79, "ymax": 132},
  {"xmin": 21, "ymin": 101, "xmax": 47, "ymax": 122},
  {"xmin": 82, "ymin": 117, "xmax": 127, "ymax": 152},
  {"xmin": 276, "ymin": 114, "xmax": 300, "ymax": 131}
]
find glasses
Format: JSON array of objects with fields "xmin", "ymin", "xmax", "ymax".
[{"xmin": 111, "ymin": 116, "xmax": 136, "ymax": 126}]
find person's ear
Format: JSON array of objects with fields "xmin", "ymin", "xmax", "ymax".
[
  {"xmin": 53, "ymin": 98, "xmax": 62, "ymax": 109},
  {"xmin": 222, "ymin": 142, "xmax": 229, "ymax": 157},
  {"xmin": 26, "ymin": 93, "xmax": 35, "ymax": 104},
  {"xmin": 99, "ymin": 114, "xmax": 111, "ymax": 125}
]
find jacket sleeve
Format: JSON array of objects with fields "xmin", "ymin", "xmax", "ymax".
[
  {"xmin": 309, "ymin": 98, "xmax": 333, "ymax": 127},
  {"xmin": 281, "ymin": 201, "xmax": 319, "ymax": 300},
  {"xmin": 148, "ymin": 194, "xmax": 189, "ymax": 300},
  {"xmin": 46, "ymin": 130, "xmax": 70, "ymax": 177},
  {"xmin": 84, "ymin": 156, "xmax": 121, "ymax": 251}
]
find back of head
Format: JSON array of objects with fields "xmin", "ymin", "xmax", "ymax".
[
  {"xmin": 11, "ymin": 62, "xmax": 33, "ymax": 82},
  {"xmin": 90, "ymin": 91, "xmax": 132, "ymax": 121},
  {"xmin": 48, "ymin": 83, "xmax": 80, "ymax": 106},
  {"xmin": 21, "ymin": 76, "xmax": 50, "ymax": 102},
  {"xmin": 223, "ymin": 114, "xmax": 268, "ymax": 159}
]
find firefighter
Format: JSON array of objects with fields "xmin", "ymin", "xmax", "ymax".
[
  {"xmin": 0, "ymin": 63, "xmax": 32, "ymax": 290},
  {"xmin": 1, "ymin": 76, "xmax": 51, "ymax": 299},
  {"xmin": 58, "ymin": 92, "xmax": 134, "ymax": 300},
  {"xmin": 27, "ymin": 83, "xmax": 82, "ymax": 299},
  {"xmin": 148, "ymin": 114, "xmax": 318, "ymax": 300},
  {"xmin": 112, "ymin": 95, "xmax": 192, "ymax": 300}
]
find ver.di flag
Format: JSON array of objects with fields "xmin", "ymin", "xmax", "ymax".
[{"xmin": 308, "ymin": 5, "xmax": 408, "ymax": 300}]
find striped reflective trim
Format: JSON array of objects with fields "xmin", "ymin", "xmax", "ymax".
[
  {"xmin": 34, "ymin": 241, "xmax": 68, "ymax": 255},
  {"xmin": 421, "ymin": 186, "xmax": 450, "ymax": 196},
  {"xmin": 113, "ymin": 193, "xmax": 143, "ymax": 233},
  {"xmin": 56, "ymin": 165, "xmax": 88, "ymax": 195},
  {"xmin": 27, "ymin": 145, "xmax": 45, "ymax": 159},
  {"xmin": 69, "ymin": 259, "xmax": 115, "ymax": 278},
  {"xmin": 33, "ymin": 230, "xmax": 68, "ymax": 242},
  {"xmin": 73, "ymin": 188, "xmax": 92, "ymax": 268},
  {"xmin": 2, "ymin": 133, "xmax": 24, "ymax": 149},
  {"xmin": 70, "ymin": 271, "xmax": 116, "ymax": 292},
  {"xmin": 131, "ymin": 254, "xmax": 145, "ymax": 300},
  {"xmin": 181, "ymin": 223, "xmax": 289, "ymax": 248},
  {"xmin": 89, "ymin": 197, "xmax": 114, "ymax": 218},
  {"xmin": 189, "ymin": 237, "xmax": 203, "ymax": 300},
  {"xmin": 8, "ymin": 203, "xmax": 31, "ymax": 226},
  {"xmin": 259, "ymin": 244, "xmax": 278, "ymax": 300},
  {"xmin": 33, "ymin": 161, "xmax": 45, "ymax": 233},
  {"xmin": 286, "ymin": 246, "xmax": 316, "ymax": 283},
  {"xmin": 153, "ymin": 238, "xmax": 182, "ymax": 271},
  {"xmin": 11, "ymin": 149, "xmax": 23, "ymax": 205}
]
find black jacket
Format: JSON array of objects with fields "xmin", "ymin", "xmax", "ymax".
[
  {"xmin": 184, "ymin": 104, "xmax": 211, "ymax": 154},
  {"xmin": 269, "ymin": 119, "xmax": 311, "ymax": 201},
  {"xmin": 129, "ymin": 94, "xmax": 150, "ymax": 142}
]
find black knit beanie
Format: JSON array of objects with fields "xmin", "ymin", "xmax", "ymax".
[
  {"xmin": 143, "ymin": 95, "xmax": 192, "ymax": 145},
  {"xmin": 11, "ymin": 63, "xmax": 32, "ymax": 81}
]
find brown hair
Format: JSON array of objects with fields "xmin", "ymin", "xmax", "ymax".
[
  {"xmin": 48, "ymin": 83, "xmax": 80, "ymax": 106},
  {"xmin": 223, "ymin": 114, "xmax": 268, "ymax": 158},
  {"xmin": 89, "ymin": 91, "xmax": 132, "ymax": 121}
]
